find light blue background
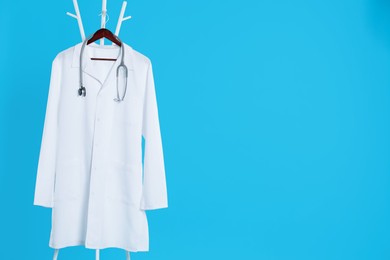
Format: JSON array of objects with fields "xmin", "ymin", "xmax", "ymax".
[{"xmin": 1, "ymin": 0, "xmax": 390, "ymax": 259}]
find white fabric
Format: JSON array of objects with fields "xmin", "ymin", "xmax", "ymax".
[{"xmin": 34, "ymin": 41, "xmax": 168, "ymax": 252}]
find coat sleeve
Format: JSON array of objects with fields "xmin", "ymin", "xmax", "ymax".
[
  {"xmin": 140, "ymin": 60, "xmax": 168, "ymax": 210},
  {"xmin": 33, "ymin": 55, "xmax": 61, "ymax": 208}
]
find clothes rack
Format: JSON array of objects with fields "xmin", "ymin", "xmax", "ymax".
[{"xmin": 66, "ymin": 0, "xmax": 132, "ymax": 43}]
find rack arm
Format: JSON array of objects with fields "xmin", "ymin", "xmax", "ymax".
[
  {"xmin": 66, "ymin": 0, "xmax": 86, "ymax": 41},
  {"xmin": 113, "ymin": 1, "xmax": 132, "ymax": 44}
]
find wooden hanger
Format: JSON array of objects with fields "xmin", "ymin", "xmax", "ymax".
[{"xmin": 87, "ymin": 28, "xmax": 121, "ymax": 61}]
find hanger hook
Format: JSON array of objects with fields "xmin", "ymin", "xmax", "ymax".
[{"xmin": 98, "ymin": 11, "xmax": 110, "ymax": 25}]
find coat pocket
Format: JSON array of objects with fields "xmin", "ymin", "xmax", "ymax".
[
  {"xmin": 104, "ymin": 160, "xmax": 143, "ymax": 206},
  {"xmin": 54, "ymin": 159, "xmax": 82, "ymax": 202}
]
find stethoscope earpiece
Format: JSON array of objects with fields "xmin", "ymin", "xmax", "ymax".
[{"xmin": 78, "ymin": 86, "xmax": 86, "ymax": 97}]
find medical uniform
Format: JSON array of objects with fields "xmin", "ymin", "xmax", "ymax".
[{"xmin": 33, "ymin": 41, "xmax": 168, "ymax": 258}]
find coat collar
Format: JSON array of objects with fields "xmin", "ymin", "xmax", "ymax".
[{"xmin": 71, "ymin": 41, "xmax": 135, "ymax": 87}]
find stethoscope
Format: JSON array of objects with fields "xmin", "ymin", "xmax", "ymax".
[{"xmin": 78, "ymin": 34, "xmax": 128, "ymax": 102}]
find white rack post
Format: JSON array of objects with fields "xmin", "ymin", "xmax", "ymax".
[
  {"xmin": 100, "ymin": 0, "xmax": 107, "ymax": 45},
  {"xmin": 66, "ymin": 0, "xmax": 86, "ymax": 41}
]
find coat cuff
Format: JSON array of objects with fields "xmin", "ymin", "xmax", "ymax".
[
  {"xmin": 33, "ymin": 196, "xmax": 54, "ymax": 208},
  {"xmin": 140, "ymin": 199, "xmax": 168, "ymax": 211}
]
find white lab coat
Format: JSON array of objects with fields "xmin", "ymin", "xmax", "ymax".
[{"xmin": 33, "ymin": 41, "xmax": 168, "ymax": 252}]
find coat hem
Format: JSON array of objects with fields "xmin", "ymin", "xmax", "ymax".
[{"xmin": 49, "ymin": 241, "xmax": 149, "ymax": 252}]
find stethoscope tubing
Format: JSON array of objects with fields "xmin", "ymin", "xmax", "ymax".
[{"xmin": 78, "ymin": 33, "xmax": 128, "ymax": 102}]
